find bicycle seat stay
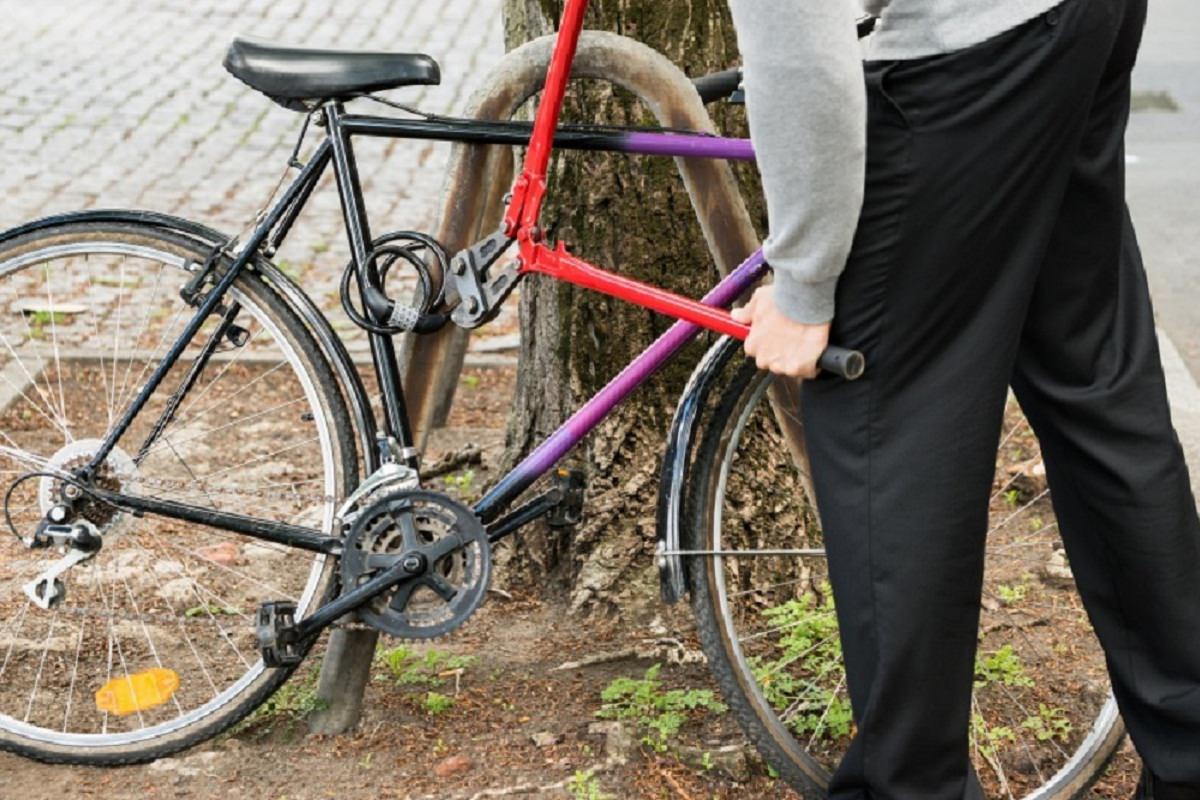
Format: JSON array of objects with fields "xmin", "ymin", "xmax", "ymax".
[{"xmin": 223, "ymin": 36, "xmax": 441, "ymax": 110}]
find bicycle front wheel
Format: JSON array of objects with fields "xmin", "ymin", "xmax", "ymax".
[
  {"xmin": 0, "ymin": 218, "xmax": 356, "ymax": 764},
  {"xmin": 686, "ymin": 362, "xmax": 1124, "ymax": 799}
]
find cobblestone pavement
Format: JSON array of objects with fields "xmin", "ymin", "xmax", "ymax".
[{"xmin": 0, "ymin": 0, "xmax": 507, "ymax": 353}]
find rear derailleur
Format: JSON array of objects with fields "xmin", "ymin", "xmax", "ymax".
[{"xmin": 22, "ymin": 518, "xmax": 102, "ymax": 610}]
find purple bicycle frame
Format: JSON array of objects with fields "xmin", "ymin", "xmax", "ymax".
[{"xmin": 474, "ymin": 244, "xmax": 766, "ymax": 521}]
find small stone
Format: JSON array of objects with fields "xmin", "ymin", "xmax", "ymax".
[
  {"xmin": 433, "ymin": 754, "xmax": 473, "ymax": 778},
  {"xmin": 1043, "ymin": 547, "xmax": 1074, "ymax": 585},
  {"xmin": 677, "ymin": 743, "xmax": 750, "ymax": 782},
  {"xmin": 587, "ymin": 721, "xmax": 637, "ymax": 766},
  {"xmin": 146, "ymin": 750, "xmax": 222, "ymax": 778},
  {"xmin": 530, "ymin": 731, "xmax": 562, "ymax": 747},
  {"xmin": 196, "ymin": 541, "xmax": 241, "ymax": 567},
  {"xmin": 242, "ymin": 542, "xmax": 286, "ymax": 563},
  {"xmin": 156, "ymin": 577, "xmax": 195, "ymax": 603}
]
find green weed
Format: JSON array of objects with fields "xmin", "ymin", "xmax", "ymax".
[
  {"xmin": 749, "ymin": 588, "xmax": 853, "ymax": 740},
  {"xmin": 233, "ymin": 665, "xmax": 326, "ymax": 737},
  {"xmin": 376, "ymin": 645, "xmax": 476, "ymax": 687},
  {"xmin": 596, "ymin": 663, "xmax": 726, "ymax": 752},
  {"xmin": 443, "ymin": 469, "xmax": 476, "ymax": 495},
  {"xmin": 566, "ymin": 769, "xmax": 612, "ymax": 800},
  {"xmin": 974, "ymin": 644, "xmax": 1034, "ymax": 689},
  {"xmin": 970, "ymin": 713, "xmax": 1016, "ymax": 760},
  {"xmin": 422, "ymin": 691, "xmax": 455, "ymax": 715},
  {"xmin": 183, "ymin": 603, "xmax": 241, "ymax": 618},
  {"xmin": 995, "ymin": 583, "xmax": 1029, "ymax": 605},
  {"xmin": 1020, "ymin": 704, "xmax": 1072, "ymax": 743}
]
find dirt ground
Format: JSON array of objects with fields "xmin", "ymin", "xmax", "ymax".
[
  {"xmin": 0, "ymin": 364, "xmax": 1147, "ymax": 800},
  {"xmin": 0, "ymin": 595, "xmax": 1145, "ymax": 800}
]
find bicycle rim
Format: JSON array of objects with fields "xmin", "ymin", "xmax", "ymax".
[{"xmin": 0, "ymin": 224, "xmax": 349, "ymax": 759}]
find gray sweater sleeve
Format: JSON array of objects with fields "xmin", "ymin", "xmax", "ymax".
[{"xmin": 726, "ymin": 0, "xmax": 867, "ymax": 323}]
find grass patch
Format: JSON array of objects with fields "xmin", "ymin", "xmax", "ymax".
[
  {"xmin": 231, "ymin": 664, "xmax": 326, "ymax": 739},
  {"xmin": 749, "ymin": 587, "xmax": 852, "ymax": 740},
  {"xmin": 596, "ymin": 663, "xmax": 726, "ymax": 752}
]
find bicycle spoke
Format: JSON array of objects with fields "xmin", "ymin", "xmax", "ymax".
[
  {"xmin": 0, "ymin": 330, "xmax": 72, "ymax": 441},
  {"xmin": 108, "ymin": 259, "xmax": 127, "ymax": 432},
  {"xmin": 0, "ymin": 599, "xmax": 32, "ymax": 681},
  {"xmin": 121, "ymin": 537, "xmax": 223, "ymax": 698},
  {"xmin": 24, "ymin": 607, "xmax": 62, "ymax": 723},
  {"xmin": 119, "ymin": 570, "xmax": 185, "ymax": 717},
  {"xmin": 138, "ymin": 396, "xmax": 307, "ymax": 462},
  {"xmin": 201, "ymin": 436, "xmax": 321, "ymax": 483},
  {"xmin": 0, "ymin": 232, "xmax": 339, "ymax": 755},
  {"xmin": 83, "ymin": 256, "xmax": 118, "ymax": 430},
  {"xmin": 13, "ymin": 300, "xmax": 72, "ymax": 433},
  {"xmin": 170, "ymin": 330, "xmax": 275, "ymax": 427},
  {"xmin": 805, "ymin": 672, "xmax": 847, "ymax": 749},
  {"xmin": 62, "ymin": 611, "xmax": 87, "ymax": 732},
  {"xmin": 42, "ymin": 264, "xmax": 73, "ymax": 433}
]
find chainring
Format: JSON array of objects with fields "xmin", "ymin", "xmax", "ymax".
[{"xmin": 339, "ymin": 489, "xmax": 490, "ymax": 639}]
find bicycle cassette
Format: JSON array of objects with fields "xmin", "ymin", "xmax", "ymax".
[{"xmin": 339, "ymin": 490, "xmax": 490, "ymax": 639}]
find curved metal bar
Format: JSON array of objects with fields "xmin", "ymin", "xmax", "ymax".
[{"xmin": 401, "ymin": 29, "xmax": 761, "ymax": 444}]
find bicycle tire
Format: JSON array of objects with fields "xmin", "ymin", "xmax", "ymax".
[{"xmin": 0, "ymin": 219, "xmax": 356, "ymax": 765}]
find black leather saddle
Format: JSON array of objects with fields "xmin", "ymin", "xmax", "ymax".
[{"xmin": 223, "ymin": 37, "xmax": 441, "ymax": 110}]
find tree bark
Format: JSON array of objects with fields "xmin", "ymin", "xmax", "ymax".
[{"xmin": 498, "ymin": 0, "xmax": 765, "ymax": 617}]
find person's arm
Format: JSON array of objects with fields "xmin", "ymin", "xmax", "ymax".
[{"xmin": 726, "ymin": 0, "xmax": 866, "ymax": 377}]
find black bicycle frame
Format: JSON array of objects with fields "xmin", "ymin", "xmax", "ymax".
[{"xmin": 71, "ymin": 103, "xmax": 744, "ymax": 555}]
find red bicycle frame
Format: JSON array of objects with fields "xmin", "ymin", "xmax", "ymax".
[{"xmin": 499, "ymin": 0, "xmax": 753, "ymax": 341}]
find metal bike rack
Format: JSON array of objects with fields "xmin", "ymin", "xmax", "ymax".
[{"xmin": 311, "ymin": 29, "xmax": 765, "ymax": 734}]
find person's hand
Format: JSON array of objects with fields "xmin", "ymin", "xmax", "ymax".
[{"xmin": 730, "ymin": 285, "xmax": 830, "ymax": 379}]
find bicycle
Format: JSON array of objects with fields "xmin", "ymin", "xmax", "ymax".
[{"xmin": 0, "ymin": 2, "xmax": 1125, "ymax": 797}]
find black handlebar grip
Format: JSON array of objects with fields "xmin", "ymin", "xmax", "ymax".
[
  {"xmin": 818, "ymin": 346, "xmax": 866, "ymax": 381},
  {"xmin": 692, "ymin": 68, "xmax": 743, "ymax": 104}
]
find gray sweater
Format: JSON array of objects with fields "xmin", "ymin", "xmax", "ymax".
[{"xmin": 726, "ymin": 0, "xmax": 1064, "ymax": 323}]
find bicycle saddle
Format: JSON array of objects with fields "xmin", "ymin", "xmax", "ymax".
[{"xmin": 223, "ymin": 36, "xmax": 441, "ymax": 110}]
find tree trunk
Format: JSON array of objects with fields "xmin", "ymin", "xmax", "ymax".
[{"xmin": 498, "ymin": 0, "xmax": 765, "ymax": 618}]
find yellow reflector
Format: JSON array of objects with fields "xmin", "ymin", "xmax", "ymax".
[{"xmin": 95, "ymin": 669, "xmax": 180, "ymax": 716}]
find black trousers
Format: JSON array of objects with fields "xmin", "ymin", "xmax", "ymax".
[{"xmin": 801, "ymin": 0, "xmax": 1200, "ymax": 796}]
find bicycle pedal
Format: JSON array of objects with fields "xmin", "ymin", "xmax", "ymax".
[
  {"xmin": 256, "ymin": 601, "xmax": 303, "ymax": 668},
  {"xmin": 547, "ymin": 468, "xmax": 585, "ymax": 528}
]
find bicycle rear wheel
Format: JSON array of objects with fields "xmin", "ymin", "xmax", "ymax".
[
  {"xmin": 0, "ymin": 219, "xmax": 356, "ymax": 764},
  {"xmin": 686, "ymin": 361, "xmax": 1124, "ymax": 799}
]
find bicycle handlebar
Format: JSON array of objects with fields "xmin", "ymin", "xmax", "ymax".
[
  {"xmin": 818, "ymin": 346, "xmax": 866, "ymax": 381},
  {"xmin": 693, "ymin": 68, "xmax": 742, "ymax": 104},
  {"xmin": 691, "ymin": 16, "xmax": 879, "ymax": 106}
]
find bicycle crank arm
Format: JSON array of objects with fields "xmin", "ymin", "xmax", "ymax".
[{"xmin": 289, "ymin": 559, "xmax": 422, "ymax": 641}]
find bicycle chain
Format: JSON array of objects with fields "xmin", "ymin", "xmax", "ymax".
[
  {"xmin": 17, "ymin": 477, "xmax": 481, "ymax": 634},
  {"xmin": 34, "ymin": 477, "xmax": 381, "ymax": 633}
]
